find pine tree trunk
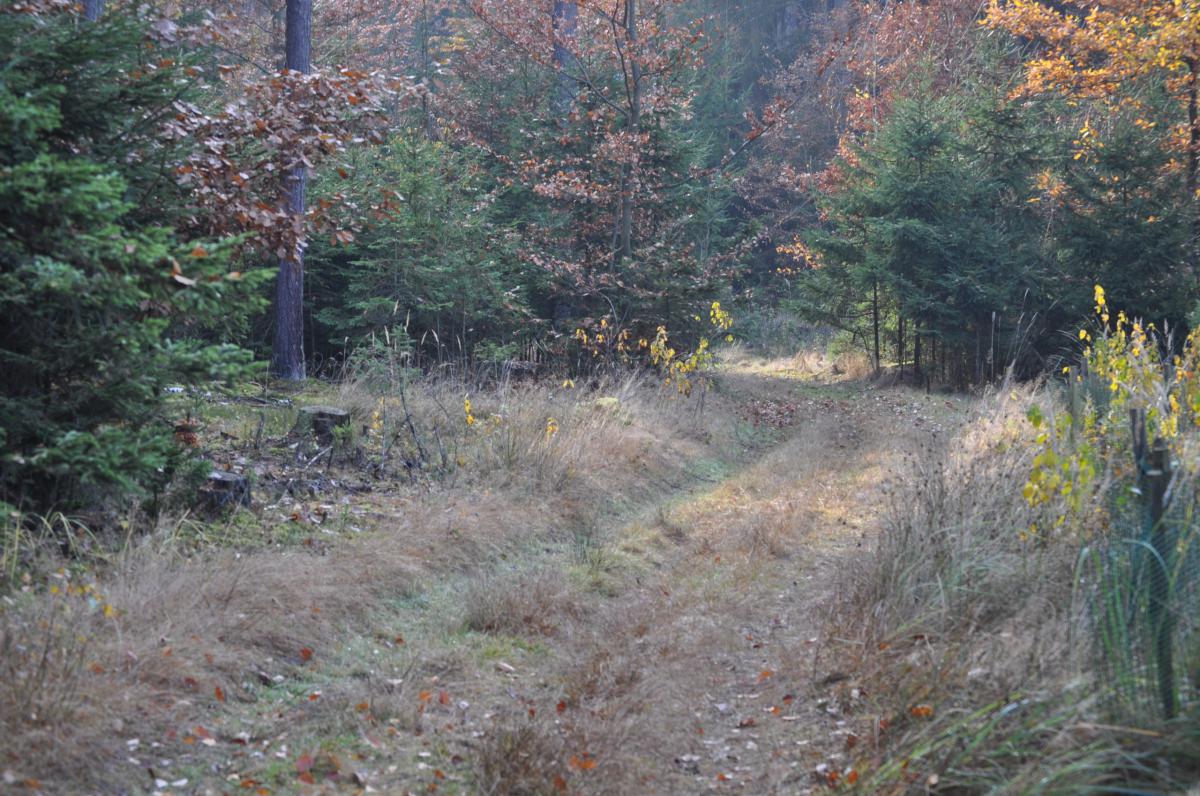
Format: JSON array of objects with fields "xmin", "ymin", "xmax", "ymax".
[
  {"xmin": 871, "ymin": 280, "xmax": 880, "ymax": 374},
  {"xmin": 552, "ymin": 1, "xmax": 578, "ymax": 117},
  {"xmin": 778, "ymin": 1, "xmax": 801, "ymax": 45},
  {"xmin": 551, "ymin": 1, "xmax": 580, "ymax": 325},
  {"xmin": 271, "ymin": 0, "xmax": 312, "ymax": 381},
  {"xmin": 974, "ymin": 324, "xmax": 982, "ymax": 385},
  {"xmin": 83, "ymin": 0, "xmax": 103, "ymax": 20},
  {"xmin": 618, "ymin": 0, "xmax": 640, "ymax": 262},
  {"xmin": 1187, "ymin": 57, "xmax": 1198, "ymax": 262},
  {"xmin": 914, "ymin": 325, "xmax": 922, "ymax": 379}
]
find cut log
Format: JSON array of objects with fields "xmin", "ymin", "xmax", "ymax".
[
  {"xmin": 295, "ymin": 405, "xmax": 350, "ymax": 444},
  {"xmin": 203, "ymin": 470, "xmax": 251, "ymax": 513}
]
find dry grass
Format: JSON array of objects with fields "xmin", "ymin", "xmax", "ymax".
[
  {"xmin": 462, "ymin": 567, "xmax": 586, "ymax": 637},
  {"xmin": 0, "ymin": 600, "xmax": 97, "ymax": 787},
  {"xmin": 721, "ymin": 344, "xmax": 864, "ymax": 383},
  {"xmin": 459, "ymin": 381, "xmax": 939, "ymax": 795},
  {"xmin": 13, "ymin": 355, "xmax": 1115, "ymax": 794},
  {"xmin": 335, "ymin": 366, "xmax": 707, "ymax": 487},
  {"xmin": 823, "ymin": 385, "xmax": 1131, "ymax": 793},
  {"xmin": 464, "ymin": 581, "xmax": 754, "ymax": 795},
  {"xmin": 473, "ymin": 715, "xmax": 567, "ymax": 796},
  {"xmin": 0, "ymin": 366, "xmax": 738, "ymax": 792}
]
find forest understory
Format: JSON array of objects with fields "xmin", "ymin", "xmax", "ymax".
[
  {"xmin": 5, "ymin": 349, "xmax": 1194, "ymax": 795},
  {"xmin": 5, "ymin": 350, "xmax": 896, "ymax": 794}
]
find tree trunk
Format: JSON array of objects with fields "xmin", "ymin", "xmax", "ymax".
[
  {"xmin": 618, "ymin": 0, "xmax": 641, "ymax": 262},
  {"xmin": 83, "ymin": 0, "xmax": 103, "ymax": 20},
  {"xmin": 871, "ymin": 280, "xmax": 880, "ymax": 374},
  {"xmin": 271, "ymin": 0, "xmax": 312, "ymax": 381},
  {"xmin": 551, "ymin": 1, "xmax": 580, "ymax": 325},
  {"xmin": 914, "ymin": 324, "xmax": 922, "ymax": 379},
  {"xmin": 202, "ymin": 471, "xmax": 251, "ymax": 515},
  {"xmin": 552, "ymin": 1, "xmax": 578, "ymax": 118},
  {"xmin": 777, "ymin": 1, "xmax": 801, "ymax": 46},
  {"xmin": 1187, "ymin": 57, "xmax": 1198, "ymax": 265},
  {"xmin": 295, "ymin": 405, "xmax": 351, "ymax": 445},
  {"xmin": 974, "ymin": 324, "xmax": 982, "ymax": 385}
]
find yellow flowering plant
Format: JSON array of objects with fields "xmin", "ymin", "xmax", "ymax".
[
  {"xmin": 573, "ymin": 302, "xmax": 734, "ymax": 396},
  {"xmin": 1023, "ymin": 285, "xmax": 1200, "ymax": 538},
  {"xmin": 572, "ymin": 302, "xmax": 734, "ymax": 385}
]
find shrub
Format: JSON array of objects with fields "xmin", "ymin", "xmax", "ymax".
[
  {"xmin": 307, "ymin": 135, "xmax": 533, "ymax": 364},
  {"xmin": 0, "ymin": 7, "xmax": 269, "ymax": 511}
]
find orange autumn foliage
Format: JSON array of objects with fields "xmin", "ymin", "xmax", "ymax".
[
  {"xmin": 985, "ymin": 0, "xmax": 1200, "ymax": 101},
  {"xmin": 985, "ymin": 0, "xmax": 1200, "ymax": 187}
]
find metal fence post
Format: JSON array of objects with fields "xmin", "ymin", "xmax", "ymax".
[
  {"xmin": 1146, "ymin": 438, "xmax": 1177, "ymax": 719},
  {"xmin": 1133, "ymin": 408, "xmax": 1177, "ymax": 719}
]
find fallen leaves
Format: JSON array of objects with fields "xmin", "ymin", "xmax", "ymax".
[
  {"xmin": 739, "ymin": 399, "xmax": 800, "ymax": 428},
  {"xmin": 568, "ymin": 753, "xmax": 597, "ymax": 771}
]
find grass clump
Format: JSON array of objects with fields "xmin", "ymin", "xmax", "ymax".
[
  {"xmin": 473, "ymin": 716, "xmax": 567, "ymax": 796},
  {"xmin": 462, "ymin": 567, "xmax": 584, "ymax": 638}
]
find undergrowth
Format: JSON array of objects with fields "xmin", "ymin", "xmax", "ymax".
[
  {"xmin": 827, "ymin": 288, "xmax": 1200, "ymax": 793},
  {"xmin": 0, "ymin": 358, "xmax": 733, "ymax": 793}
]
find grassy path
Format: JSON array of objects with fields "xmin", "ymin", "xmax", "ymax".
[
  {"xmin": 195, "ymin": 359, "xmax": 964, "ymax": 795},
  {"xmin": 6, "ymin": 356, "xmax": 968, "ymax": 795}
]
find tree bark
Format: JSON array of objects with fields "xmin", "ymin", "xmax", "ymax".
[
  {"xmin": 1187, "ymin": 57, "xmax": 1198, "ymax": 267},
  {"xmin": 552, "ymin": 1, "xmax": 578, "ymax": 118},
  {"xmin": 913, "ymin": 323, "xmax": 922, "ymax": 380},
  {"xmin": 618, "ymin": 0, "xmax": 641, "ymax": 262},
  {"xmin": 271, "ymin": 0, "xmax": 312, "ymax": 381},
  {"xmin": 871, "ymin": 279, "xmax": 880, "ymax": 374},
  {"xmin": 777, "ymin": 1, "xmax": 801, "ymax": 46},
  {"xmin": 83, "ymin": 0, "xmax": 103, "ymax": 20}
]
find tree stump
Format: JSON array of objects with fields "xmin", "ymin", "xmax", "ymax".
[
  {"xmin": 295, "ymin": 405, "xmax": 351, "ymax": 445},
  {"xmin": 202, "ymin": 470, "xmax": 250, "ymax": 514}
]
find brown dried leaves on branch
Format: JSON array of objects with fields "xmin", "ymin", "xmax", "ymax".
[{"xmin": 166, "ymin": 67, "xmax": 418, "ymax": 263}]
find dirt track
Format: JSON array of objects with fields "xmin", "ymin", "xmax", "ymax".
[
  {"xmin": 37, "ymin": 357, "xmax": 968, "ymax": 795},
  {"xmin": 332, "ymin": 359, "xmax": 968, "ymax": 795}
]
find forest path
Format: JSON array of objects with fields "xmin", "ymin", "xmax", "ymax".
[
  {"xmin": 367, "ymin": 358, "xmax": 965, "ymax": 795},
  {"xmin": 207, "ymin": 357, "xmax": 968, "ymax": 795},
  {"xmin": 551, "ymin": 358, "xmax": 963, "ymax": 794}
]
